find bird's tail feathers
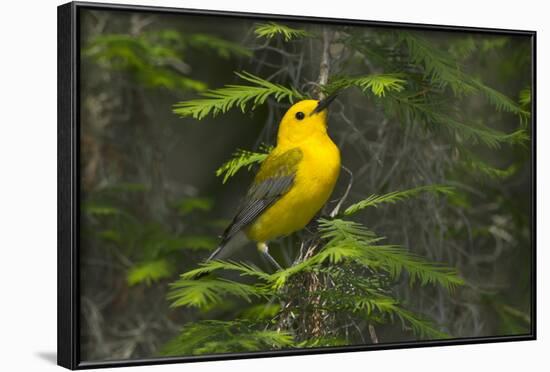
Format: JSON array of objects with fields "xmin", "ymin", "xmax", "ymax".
[
  {"xmin": 193, "ymin": 232, "xmax": 248, "ymax": 279},
  {"xmin": 207, "ymin": 231, "xmax": 247, "ymax": 262},
  {"xmin": 206, "ymin": 243, "xmax": 225, "ymax": 262}
]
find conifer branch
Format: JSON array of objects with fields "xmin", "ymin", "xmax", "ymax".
[
  {"xmin": 180, "ymin": 260, "xmax": 272, "ymax": 281},
  {"xmin": 127, "ymin": 259, "xmax": 173, "ymax": 286},
  {"xmin": 160, "ymin": 320, "xmax": 294, "ymax": 356},
  {"xmin": 327, "ymin": 73, "xmax": 407, "ymax": 97},
  {"xmin": 168, "ymin": 277, "xmax": 266, "ymax": 309},
  {"xmin": 317, "ymin": 219, "xmax": 464, "ymax": 291},
  {"xmin": 344, "ymin": 184, "xmax": 454, "ymax": 216},
  {"xmin": 215, "ymin": 145, "xmax": 273, "ymax": 183},
  {"xmin": 399, "ymin": 32, "xmax": 529, "ymax": 121},
  {"xmin": 460, "ymin": 150, "xmax": 519, "ymax": 179},
  {"xmin": 519, "ymin": 88, "xmax": 531, "ymax": 108},
  {"xmin": 254, "ymin": 22, "xmax": 312, "ymax": 41},
  {"xmin": 85, "ymin": 33, "xmax": 210, "ymax": 92},
  {"xmin": 173, "ymin": 72, "xmax": 305, "ymax": 119},
  {"xmin": 392, "ymin": 97, "xmax": 529, "ymax": 148}
]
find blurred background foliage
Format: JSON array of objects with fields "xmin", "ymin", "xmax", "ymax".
[{"xmin": 79, "ymin": 9, "xmax": 532, "ymax": 362}]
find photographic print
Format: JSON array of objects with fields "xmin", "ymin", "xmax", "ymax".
[{"xmin": 58, "ymin": 2, "xmax": 535, "ymax": 368}]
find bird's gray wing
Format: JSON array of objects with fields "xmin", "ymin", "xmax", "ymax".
[{"xmin": 208, "ymin": 147, "xmax": 303, "ymax": 261}]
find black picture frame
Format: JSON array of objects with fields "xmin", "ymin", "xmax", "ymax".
[{"xmin": 58, "ymin": 1, "xmax": 537, "ymax": 369}]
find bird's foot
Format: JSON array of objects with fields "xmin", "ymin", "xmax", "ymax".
[{"xmin": 257, "ymin": 242, "xmax": 283, "ymax": 271}]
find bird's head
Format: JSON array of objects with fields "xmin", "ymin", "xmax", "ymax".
[{"xmin": 277, "ymin": 96, "xmax": 337, "ymax": 144}]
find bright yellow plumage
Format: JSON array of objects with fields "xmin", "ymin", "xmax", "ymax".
[
  {"xmin": 246, "ymin": 99, "xmax": 341, "ymax": 242},
  {"xmin": 208, "ymin": 98, "xmax": 341, "ymax": 266}
]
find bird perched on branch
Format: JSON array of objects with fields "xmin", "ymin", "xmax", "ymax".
[{"xmin": 208, "ymin": 96, "xmax": 341, "ymax": 269}]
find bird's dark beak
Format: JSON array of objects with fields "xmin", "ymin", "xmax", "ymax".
[{"xmin": 312, "ymin": 94, "xmax": 338, "ymax": 115}]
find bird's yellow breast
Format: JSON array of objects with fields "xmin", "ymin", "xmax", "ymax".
[{"xmin": 246, "ymin": 135, "xmax": 341, "ymax": 243}]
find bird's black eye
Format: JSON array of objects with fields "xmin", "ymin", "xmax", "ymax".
[{"xmin": 295, "ymin": 111, "xmax": 305, "ymax": 120}]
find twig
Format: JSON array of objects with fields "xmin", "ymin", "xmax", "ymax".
[
  {"xmin": 330, "ymin": 166, "xmax": 354, "ymax": 217},
  {"xmin": 316, "ymin": 28, "xmax": 333, "ymax": 100},
  {"xmin": 368, "ymin": 324, "xmax": 379, "ymax": 344}
]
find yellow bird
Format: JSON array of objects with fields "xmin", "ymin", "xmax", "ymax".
[{"xmin": 208, "ymin": 96, "xmax": 341, "ymax": 269}]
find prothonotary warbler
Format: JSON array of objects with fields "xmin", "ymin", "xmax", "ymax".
[{"xmin": 208, "ymin": 96, "xmax": 341, "ymax": 269}]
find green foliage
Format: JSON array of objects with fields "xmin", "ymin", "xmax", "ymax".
[
  {"xmin": 173, "ymin": 72, "xmax": 305, "ymax": 119},
  {"xmin": 186, "ymin": 33, "xmax": 252, "ymax": 58},
  {"xmin": 327, "ymin": 73, "xmax": 407, "ymax": 97},
  {"xmin": 374, "ymin": 299, "xmax": 450, "ymax": 339},
  {"xmin": 98, "ymin": 229, "xmax": 123, "ymax": 244},
  {"xmin": 83, "ymin": 185, "xmax": 221, "ymax": 291},
  {"xmin": 240, "ymin": 303, "xmax": 281, "ymax": 320},
  {"xmin": 399, "ymin": 32, "xmax": 476, "ymax": 94},
  {"xmin": 297, "ymin": 337, "xmax": 349, "ymax": 347},
  {"xmin": 160, "ymin": 320, "xmax": 294, "ymax": 356},
  {"xmin": 215, "ymin": 145, "xmax": 272, "ymax": 183},
  {"xmin": 166, "ymin": 210, "xmax": 463, "ymax": 351},
  {"xmin": 519, "ymin": 88, "xmax": 531, "ymax": 109},
  {"xmin": 473, "ymin": 80, "xmax": 530, "ymax": 121},
  {"xmin": 443, "ymin": 119, "xmax": 528, "ymax": 149},
  {"xmin": 254, "ymin": 22, "xmax": 311, "ymax": 41},
  {"xmin": 399, "ymin": 32, "xmax": 529, "ymax": 122},
  {"xmin": 127, "ymin": 259, "xmax": 173, "ymax": 286},
  {"xmin": 328, "ymin": 35, "xmax": 531, "ymax": 151},
  {"xmin": 448, "ymin": 37, "xmax": 477, "ymax": 60},
  {"xmin": 180, "ymin": 260, "xmax": 272, "ymax": 281},
  {"xmin": 164, "ymin": 173, "xmax": 465, "ymax": 354},
  {"xmin": 168, "ymin": 277, "xmax": 265, "ymax": 309},
  {"xmin": 174, "ymin": 197, "xmax": 214, "ymax": 215},
  {"xmin": 84, "ymin": 29, "xmax": 251, "ymax": 94},
  {"xmin": 81, "ymin": 13, "xmax": 532, "ymax": 359},
  {"xmin": 146, "ymin": 29, "xmax": 251, "ymax": 59},
  {"xmin": 494, "ymin": 302, "xmax": 531, "ymax": 334},
  {"xmin": 175, "ymin": 236, "xmax": 218, "ymax": 251},
  {"xmin": 344, "ymin": 184, "xmax": 455, "ymax": 216},
  {"xmin": 317, "ymin": 219, "xmax": 464, "ymax": 290},
  {"xmin": 460, "ymin": 150, "xmax": 518, "ymax": 180},
  {"xmin": 84, "ymin": 33, "xmax": 207, "ymax": 92},
  {"xmin": 389, "ymin": 97, "xmax": 529, "ymax": 149},
  {"xmin": 323, "ymin": 288, "xmax": 448, "ymax": 339},
  {"xmin": 469, "ymin": 162, "xmax": 518, "ymax": 180},
  {"xmin": 83, "ymin": 202, "xmax": 125, "ymax": 217},
  {"xmin": 101, "ymin": 182, "xmax": 149, "ymax": 194}
]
